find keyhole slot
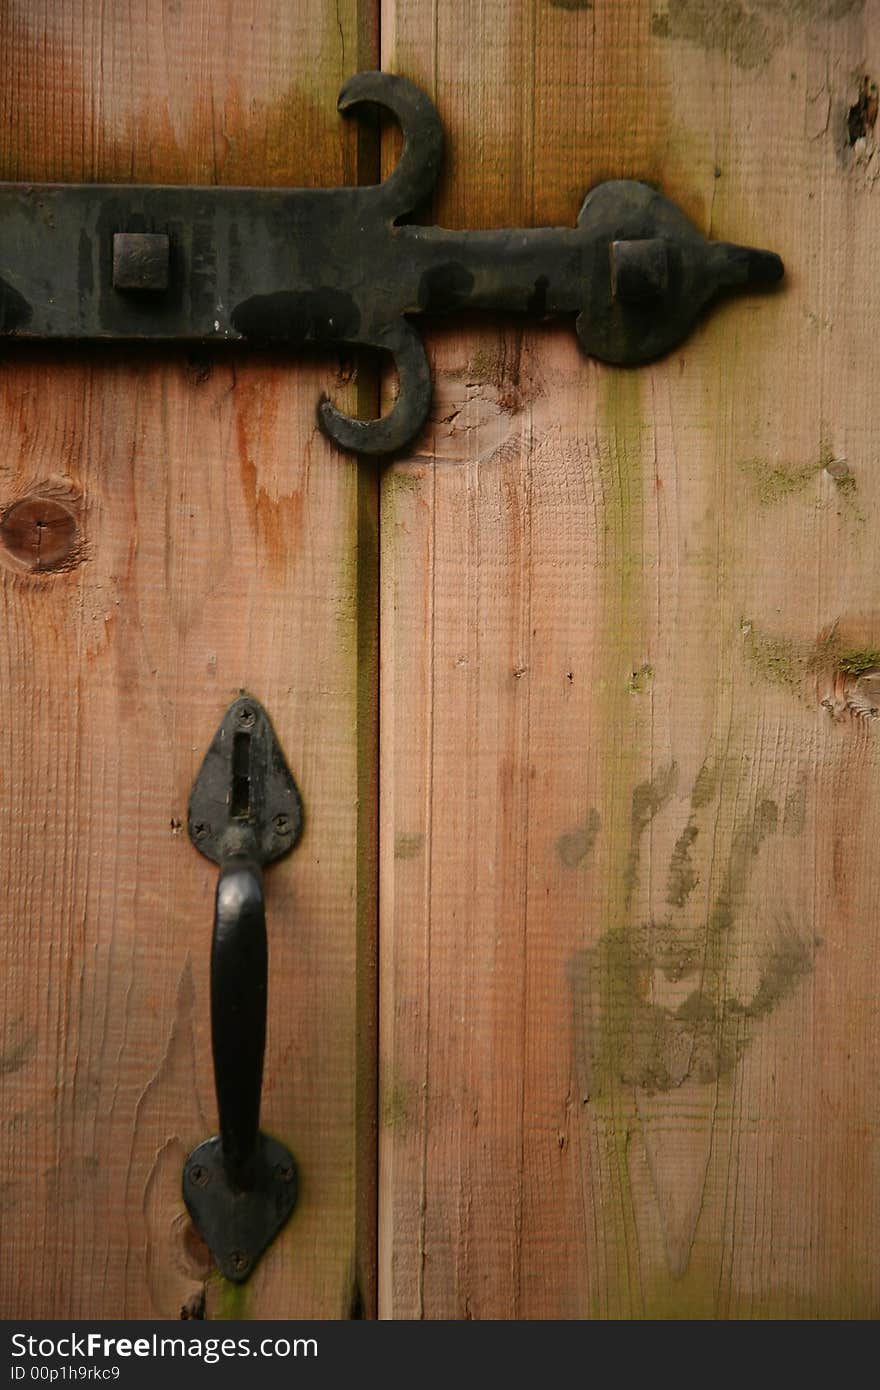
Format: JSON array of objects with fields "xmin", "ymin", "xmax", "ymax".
[{"xmin": 230, "ymin": 732, "xmax": 251, "ymax": 819}]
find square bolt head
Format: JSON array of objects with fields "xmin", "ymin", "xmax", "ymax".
[
  {"xmin": 610, "ymin": 237, "xmax": 669, "ymax": 303},
  {"xmin": 112, "ymin": 232, "xmax": 170, "ymax": 292}
]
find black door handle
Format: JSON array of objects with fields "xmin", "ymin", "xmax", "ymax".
[
  {"xmin": 182, "ymin": 695, "xmax": 303, "ymax": 1282},
  {"xmin": 212, "ymin": 854, "xmax": 267, "ymax": 1192}
]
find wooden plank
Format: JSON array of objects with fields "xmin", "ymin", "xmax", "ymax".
[
  {"xmin": 379, "ymin": 0, "xmax": 880, "ymax": 1318},
  {"xmin": 0, "ymin": 0, "xmax": 378, "ymax": 1318}
]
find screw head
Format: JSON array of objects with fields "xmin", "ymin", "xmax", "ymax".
[
  {"xmin": 189, "ymin": 1164, "xmax": 210, "ymax": 1188},
  {"xmin": 273, "ymin": 1161, "xmax": 295, "ymax": 1183},
  {"xmin": 229, "ymin": 1250, "xmax": 250, "ymax": 1274},
  {"xmin": 192, "ymin": 821, "xmax": 211, "ymax": 841},
  {"xmin": 273, "ymin": 813, "xmax": 291, "ymax": 835},
  {"xmin": 238, "ymin": 705, "xmax": 256, "ymax": 728}
]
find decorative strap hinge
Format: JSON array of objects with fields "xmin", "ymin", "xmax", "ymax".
[{"xmin": 0, "ymin": 72, "xmax": 784, "ymax": 457}]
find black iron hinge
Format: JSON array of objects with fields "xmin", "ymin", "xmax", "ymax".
[{"xmin": 0, "ymin": 72, "xmax": 783, "ymax": 457}]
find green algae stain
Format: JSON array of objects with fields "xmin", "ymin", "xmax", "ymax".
[
  {"xmin": 837, "ymin": 646, "xmax": 880, "ymax": 676},
  {"xmin": 394, "ymin": 831, "xmax": 425, "ymax": 860},
  {"xmin": 638, "ymin": 1262, "xmax": 724, "ymax": 1319},
  {"xmin": 742, "ymin": 618, "xmax": 880, "ymax": 694},
  {"xmin": 639, "ymin": 1258, "xmax": 876, "ymax": 1320},
  {"xmin": 586, "ymin": 369, "xmax": 652, "ymax": 1259},
  {"xmin": 627, "ymin": 663, "xmax": 654, "ymax": 694},
  {"xmin": 742, "ymin": 624, "xmax": 802, "ymax": 688},
  {"xmin": 600, "ymin": 371, "xmax": 645, "ymax": 600},
  {"xmin": 382, "ymin": 1079, "xmax": 413, "ymax": 1132},
  {"xmin": 825, "ymin": 456, "xmax": 860, "ymax": 507},
  {"xmin": 740, "ymin": 436, "xmax": 864, "ymax": 513},
  {"xmin": 783, "ymin": 786, "xmax": 806, "ymax": 836},
  {"xmin": 740, "ymin": 456, "xmax": 823, "ymax": 505},
  {"xmin": 386, "ymin": 466, "xmax": 425, "ymax": 496},
  {"xmin": 217, "ymin": 1281, "xmax": 249, "ymax": 1320},
  {"xmin": 597, "ymin": 370, "xmax": 650, "ymax": 920},
  {"xmin": 821, "ymin": 442, "xmax": 865, "ymax": 520},
  {"xmin": 465, "ymin": 348, "xmax": 498, "ymax": 380},
  {"xmin": 557, "ymin": 807, "xmax": 601, "ymax": 868},
  {"xmin": 741, "ymin": 621, "xmax": 813, "ymax": 690}
]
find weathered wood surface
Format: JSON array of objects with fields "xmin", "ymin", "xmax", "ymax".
[
  {"xmin": 0, "ymin": 1, "xmax": 378, "ymax": 1318},
  {"xmin": 379, "ymin": 0, "xmax": 880, "ymax": 1318}
]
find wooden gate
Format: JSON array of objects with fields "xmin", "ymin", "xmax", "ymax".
[{"xmin": 2, "ymin": 0, "xmax": 878, "ymax": 1319}]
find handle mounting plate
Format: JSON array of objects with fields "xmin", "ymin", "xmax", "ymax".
[
  {"xmin": 188, "ymin": 695, "xmax": 304, "ymax": 867},
  {"xmin": 183, "ymin": 1134, "xmax": 298, "ymax": 1284}
]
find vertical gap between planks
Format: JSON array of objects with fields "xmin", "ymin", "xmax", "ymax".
[{"xmin": 354, "ymin": 0, "xmax": 383, "ymax": 1321}]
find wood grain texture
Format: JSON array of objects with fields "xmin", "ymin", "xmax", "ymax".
[
  {"xmin": 379, "ymin": 0, "xmax": 880, "ymax": 1318},
  {"xmin": 0, "ymin": 0, "xmax": 378, "ymax": 1318}
]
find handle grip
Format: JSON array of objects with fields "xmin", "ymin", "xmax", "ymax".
[
  {"xmin": 182, "ymin": 696, "xmax": 303, "ymax": 1283},
  {"xmin": 212, "ymin": 857, "xmax": 267, "ymax": 1191}
]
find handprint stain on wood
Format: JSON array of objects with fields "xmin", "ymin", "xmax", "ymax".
[
  {"xmin": 571, "ymin": 911, "xmax": 813, "ymax": 1098},
  {"xmin": 708, "ymin": 796, "xmax": 778, "ymax": 933},
  {"xmin": 568, "ymin": 759, "xmax": 817, "ymax": 1278},
  {"xmin": 666, "ymin": 823, "xmax": 699, "ymax": 907},
  {"xmin": 624, "ymin": 762, "xmax": 678, "ymax": 903},
  {"xmin": 556, "ymin": 808, "xmax": 601, "ymax": 868},
  {"xmin": 665, "ymin": 759, "xmax": 724, "ymax": 909}
]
